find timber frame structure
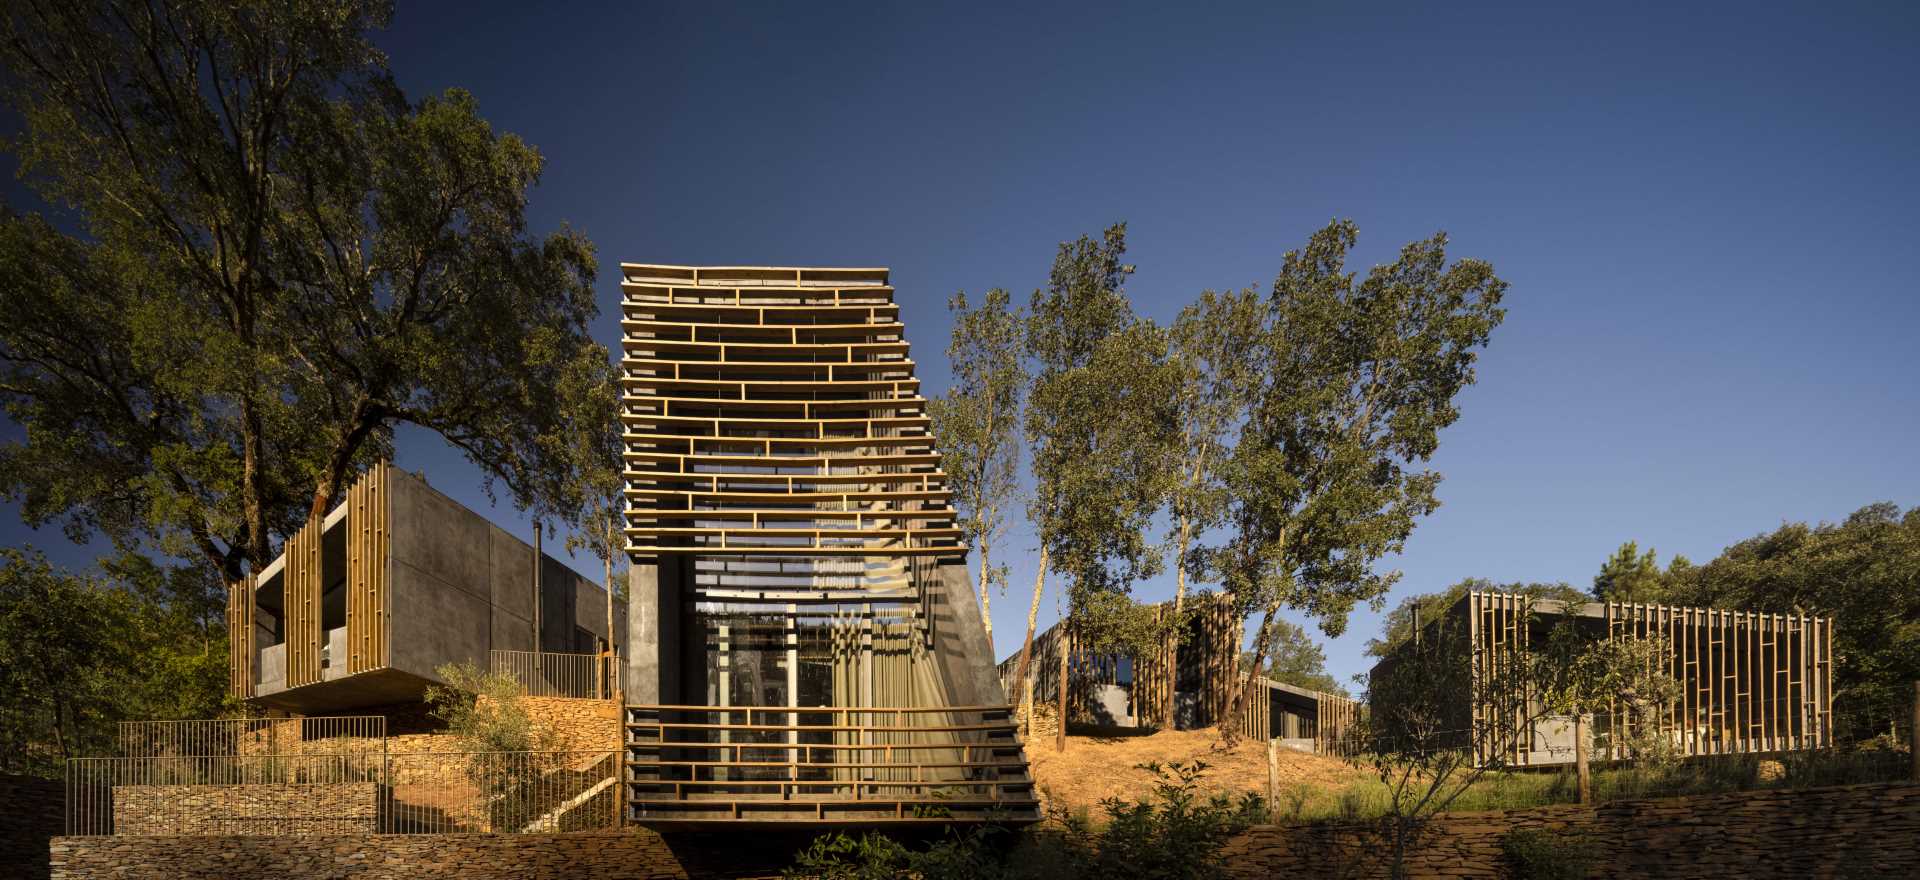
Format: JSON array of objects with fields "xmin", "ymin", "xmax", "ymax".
[
  {"xmin": 1371, "ymin": 590, "xmax": 1836, "ymax": 768},
  {"xmin": 1003, "ymin": 593, "xmax": 1361, "ymax": 749},
  {"xmin": 619, "ymin": 264, "xmax": 1036, "ymax": 827}
]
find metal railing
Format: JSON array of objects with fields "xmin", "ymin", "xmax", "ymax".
[
  {"xmin": 117, "ymin": 716, "xmax": 386, "ymax": 758},
  {"xmin": 625, "ymin": 704, "xmax": 1038, "ymax": 824},
  {"xmin": 491, "ymin": 649, "xmax": 622, "ymax": 699},
  {"xmin": 65, "ymin": 750, "xmax": 618, "ymax": 837}
]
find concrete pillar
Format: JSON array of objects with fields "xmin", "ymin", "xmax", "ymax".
[{"xmin": 624, "ymin": 559, "xmax": 681, "ymax": 705}]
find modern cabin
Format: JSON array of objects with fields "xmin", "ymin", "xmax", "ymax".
[
  {"xmin": 1367, "ymin": 590, "xmax": 1836, "ymax": 767},
  {"xmin": 617, "ymin": 263, "xmax": 1036, "ymax": 827},
  {"xmin": 1004, "ymin": 593, "xmax": 1361, "ymax": 749},
  {"xmin": 225, "ymin": 464, "xmax": 626, "ymax": 714}
]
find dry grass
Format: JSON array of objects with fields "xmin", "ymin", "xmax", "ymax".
[{"xmin": 1026, "ymin": 724, "xmax": 1366, "ymax": 820}]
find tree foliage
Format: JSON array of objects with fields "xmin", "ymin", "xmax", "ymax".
[
  {"xmin": 0, "ymin": 547, "xmax": 229, "ymax": 775},
  {"xmin": 1591, "ymin": 541, "xmax": 1668, "ymax": 603},
  {"xmin": 1367, "ymin": 579, "xmax": 1588, "ymax": 659},
  {"xmin": 1212, "ymin": 220, "xmax": 1508, "ymax": 741},
  {"xmin": 930, "ymin": 288, "xmax": 1026, "ymax": 654},
  {"xmin": 0, "ymin": 0, "xmax": 598, "ymax": 581},
  {"xmin": 1245, "ymin": 618, "xmax": 1348, "ymax": 697}
]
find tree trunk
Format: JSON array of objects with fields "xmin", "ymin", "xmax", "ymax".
[
  {"xmin": 240, "ymin": 400, "xmax": 269, "ymax": 568},
  {"xmin": 1166, "ymin": 516, "xmax": 1193, "ymax": 727},
  {"xmin": 977, "ymin": 542, "xmax": 993, "ymax": 658},
  {"xmin": 1574, "ymin": 713, "xmax": 1591, "ymax": 804},
  {"xmin": 1055, "ymin": 620, "xmax": 1070, "ymax": 752},
  {"xmin": 1010, "ymin": 548, "xmax": 1049, "ymax": 708},
  {"xmin": 1221, "ymin": 601, "xmax": 1280, "ymax": 747}
]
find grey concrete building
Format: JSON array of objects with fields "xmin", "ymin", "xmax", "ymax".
[{"xmin": 227, "ymin": 463, "xmax": 625, "ymax": 714}]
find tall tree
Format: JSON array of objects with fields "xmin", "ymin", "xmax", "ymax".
[
  {"xmin": 929, "ymin": 289, "xmax": 1025, "ymax": 658},
  {"xmin": 1591, "ymin": 540, "xmax": 1668, "ymax": 603},
  {"xmin": 548, "ymin": 341, "xmax": 624, "ymax": 693},
  {"xmin": 0, "ymin": 0, "xmax": 597, "ymax": 583},
  {"xmin": 1016, "ymin": 224, "xmax": 1170, "ymax": 749},
  {"xmin": 1665, "ymin": 502, "xmax": 1920, "ymax": 744},
  {"xmin": 1213, "ymin": 220, "xmax": 1508, "ymax": 744},
  {"xmin": 1164, "ymin": 289, "xmax": 1263, "ymax": 613}
]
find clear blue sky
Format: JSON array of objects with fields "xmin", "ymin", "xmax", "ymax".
[{"xmin": 5, "ymin": 2, "xmax": 1917, "ymax": 690}]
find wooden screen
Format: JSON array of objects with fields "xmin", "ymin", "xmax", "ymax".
[
  {"xmin": 619, "ymin": 264, "xmax": 960, "ymax": 559},
  {"xmin": 1463, "ymin": 591, "xmax": 1834, "ymax": 766},
  {"xmin": 281, "ymin": 515, "xmax": 324, "ymax": 689},
  {"xmin": 346, "ymin": 462, "xmax": 392, "ymax": 674},
  {"xmin": 225, "ymin": 575, "xmax": 254, "ymax": 699}
]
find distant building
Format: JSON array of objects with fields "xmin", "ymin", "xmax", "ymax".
[
  {"xmin": 226, "ymin": 463, "xmax": 624, "ymax": 714},
  {"xmin": 1367, "ymin": 590, "xmax": 1836, "ymax": 767},
  {"xmin": 1002, "ymin": 593, "xmax": 1361, "ymax": 750}
]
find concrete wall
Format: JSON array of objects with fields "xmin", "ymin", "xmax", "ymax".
[{"xmin": 378, "ymin": 470, "xmax": 626, "ymax": 687}]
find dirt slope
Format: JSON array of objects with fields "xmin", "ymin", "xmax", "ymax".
[{"xmin": 1025, "ymin": 726, "xmax": 1363, "ymax": 820}]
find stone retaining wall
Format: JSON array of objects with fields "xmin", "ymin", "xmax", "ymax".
[
  {"xmin": 49, "ymin": 781, "xmax": 1920, "ymax": 878},
  {"xmin": 1220, "ymin": 780, "xmax": 1919, "ymax": 879},
  {"xmin": 49, "ymin": 830, "xmax": 809, "ymax": 879},
  {"xmin": 113, "ymin": 783, "xmax": 378, "ymax": 836}
]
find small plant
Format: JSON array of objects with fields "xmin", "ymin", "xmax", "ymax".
[
  {"xmin": 1501, "ymin": 828, "xmax": 1600, "ymax": 880},
  {"xmin": 424, "ymin": 661, "xmax": 555, "ymax": 753}
]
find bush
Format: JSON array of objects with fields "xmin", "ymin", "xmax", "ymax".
[
  {"xmin": 424, "ymin": 661, "xmax": 555, "ymax": 752},
  {"xmin": 1501, "ymin": 828, "xmax": 1599, "ymax": 880}
]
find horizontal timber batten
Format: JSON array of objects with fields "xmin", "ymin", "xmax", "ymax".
[
  {"xmin": 624, "ymin": 704, "xmax": 1037, "ymax": 826},
  {"xmin": 622, "ymin": 265, "xmax": 959, "ymax": 557}
]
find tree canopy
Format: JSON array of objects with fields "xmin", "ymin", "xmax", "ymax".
[
  {"xmin": 1592, "ymin": 540, "xmax": 1669, "ymax": 603},
  {"xmin": 0, "ymin": 0, "xmax": 599, "ymax": 581},
  {"xmin": 930, "ymin": 288, "xmax": 1026, "ymax": 655},
  {"xmin": 0, "ymin": 547, "xmax": 228, "ymax": 775}
]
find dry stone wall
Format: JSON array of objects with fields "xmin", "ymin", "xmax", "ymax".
[
  {"xmin": 113, "ymin": 783, "xmax": 379, "ymax": 836},
  {"xmin": 47, "ymin": 781, "xmax": 1920, "ymax": 879},
  {"xmin": 1221, "ymin": 780, "xmax": 1919, "ymax": 879},
  {"xmin": 49, "ymin": 830, "xmax": 806, "ymax": 879}
]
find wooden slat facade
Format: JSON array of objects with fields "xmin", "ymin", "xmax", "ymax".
[
  {"xmin": 619, "ymin": 264, "xmax": 960, "ymax": 558},
  {"xmin": 227, "ymin": 464, "xmax": 395, "ymax": 700},
  {"xmin": 225, "ymin": 575, "xmax": 255, "ymax": 699},
  {"xmin": 1459, "ymin": 590, "xmax": 1834, "ymax": 767},
  {"xmin": 281, "ymin": 514, "xmax": 324, "ymax": 690},
  {"xmin": 346, "ymin": 463, "xmax": 392, "ymax": 675}
]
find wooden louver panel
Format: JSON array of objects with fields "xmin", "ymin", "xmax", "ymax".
[
  {"xmin": 226, "ymin": 575, "xmax": 255, "ymax": 699},
  {"xmin": 346, "ymin": 463, "xmax": 391, "ymax": 674},
  {"xmin": 619, "ymin": 264, "xmax": 962, "ymax": 557},
  {"xmin": 282, "ymin": 516, "xmax": 324, "ymax": 689}
]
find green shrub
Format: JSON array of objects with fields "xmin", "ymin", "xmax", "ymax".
[{"xmin": 1500, "ymin": 827, "xmax": 1599, "ymax": 880}]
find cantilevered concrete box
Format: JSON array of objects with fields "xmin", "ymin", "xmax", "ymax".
[{"xmin": 228, "ymin": 464, "xmax": 625, "ymax": 713}]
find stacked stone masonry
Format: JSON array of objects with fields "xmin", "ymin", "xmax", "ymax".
[
  {"xmin": 113, "ymin": 784, "xmax": 379, "ymax": 836},
  {"xmin": 1219, "ymin": 781, "xmax": 1919, "ymax": 879},
  {"xmin": 47, "ymin": 781, "xmax": 1920, "ymax": 879}
]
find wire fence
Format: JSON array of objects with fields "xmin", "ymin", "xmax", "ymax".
[
  {"xmin": 490, "ymin": 649, "xmax": 622, "ymax": 699},
  {"xmin": 65, "ymin": 750, "xmax": 619, "ymax": 837},
  {"xmin": 117, "ymin": 716, "xmax": 387, "ymax": 758}
]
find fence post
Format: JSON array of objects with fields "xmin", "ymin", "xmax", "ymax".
[
  {"xmin": 1910, "ymin": 680, "xmax": 1919, "ymax": 783},
  {"xmin": 1266, "ymin": 738, "xmax": 1279, "ymax": 806}
]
